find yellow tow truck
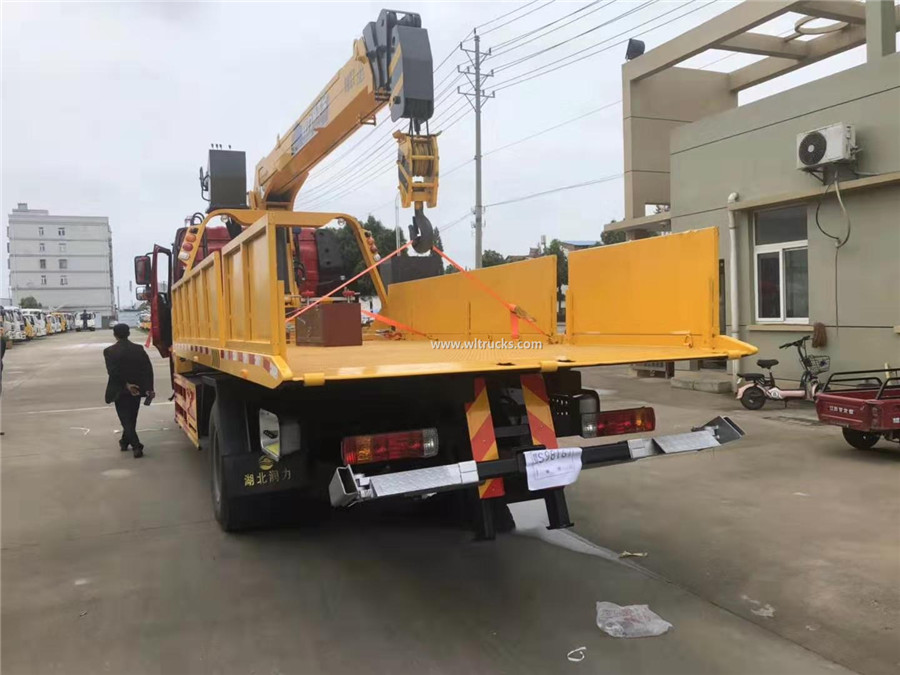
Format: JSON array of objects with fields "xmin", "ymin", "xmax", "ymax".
[{"xmin": 135, "ymin": 9, "xmax": 755, "ymax": 533}]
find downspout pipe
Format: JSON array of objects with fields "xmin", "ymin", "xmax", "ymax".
[{"xmin": 727, "ymin": 192, "xmax": 740, "ymax": 390}]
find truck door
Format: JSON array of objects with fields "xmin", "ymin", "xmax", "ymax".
[{"xmin": 150, "ymin": 245, "xmax": 173, "ymax": 357}]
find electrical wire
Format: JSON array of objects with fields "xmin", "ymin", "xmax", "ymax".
[
  {"xmin": 490, "ymin": 0, "xmax": 611, "ymax": 52},
  {"xmin": 492, "ymin": 0, "xmax": 715, "ymax": 92},
  {"xmin": 490, "ymin": 0, "xmax": 660, "ymax": 72},
  {"xmin": 302, "ymin": 75, "xmax": 463, "ymax": 198},
  {"xmin": 297, "ymin": 34, "xmax": 468, "ymax": 190},
  {"xmin": 485, "ymin": 173, "xmax": 622, "ymax": 208},
  {"xmin": 356, "ymin": 99, "xmax": 624, "ymax": 215},
  {"xmin": 296, "ymin": 2, "xmax": 570, "ymax": 208},
  {"xmin": 474, "ymin": 0, "xmax": 541, "ymax": 31},
  {"xmin": 814, "ymin": 175, "xmax": 853, "ymax": 331},
  {"xmin": 493, "ymin": 0, "xmax": 706, "ymax": 87},
  {"xmin": 477, "ymin": 1, "xmax": 557, "ymax": 36},
  {"xmin": 487, "ymin": 100, "xmax": 621, "ymax": 157},
  {"xmin": 300, "ymin": 104, "xmax": 473, "ymax": 210},
  {"xmin": 438, "ymin": 211, "xmax": 475, "ymax": 234},
  {"xmin": 298, "ymin": 90, "xmax": 467, "ymax": 204}
]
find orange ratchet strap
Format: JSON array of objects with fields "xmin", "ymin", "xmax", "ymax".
[
  {"xmin": 431, "ymin": 247, "xmax": 551, "ymax": 340},
  {"xmin": 360, "ymin": 308, "xmax": 431, "ymax": 339}
]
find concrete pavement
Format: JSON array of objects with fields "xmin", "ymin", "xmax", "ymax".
[{"xmin": 1, "ymin": 331, "xmax": 892, "ymax": 674}]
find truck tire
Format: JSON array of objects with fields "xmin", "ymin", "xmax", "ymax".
[
  {"xmin": 842, "ymin": 428, "xmax": 880, "ymax": 450},
  {"xmin": 740, "ymin": 386, "xmax": 766, "ymax": 410},
  {"xmin": 209, "ymin": 407, "xmax": 254, "ymax": 531}
]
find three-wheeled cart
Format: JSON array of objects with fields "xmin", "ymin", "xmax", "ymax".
[{"xmin": 815, "ymin": 368, "xmax": 900, "ymax": 449}]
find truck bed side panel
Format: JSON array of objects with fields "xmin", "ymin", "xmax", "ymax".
[
  {"xmin": 567, "ymin": 228, "xmax": 725, "ymax": 350},
  {"xmin": 382, "ymin": 255, "xmax": 556, "ymax": 338}
]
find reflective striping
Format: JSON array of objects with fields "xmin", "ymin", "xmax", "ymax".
[
  {"xmin": 174, "ymin": 343, "xmax": 281, "ymax": 381},
  {"xmin": 465, "ymin": 377, "xmax": 505, "ymax": 499},
  {"xmin": 521, "ymin": 373, "xmax": 559, "ymax": 449}
]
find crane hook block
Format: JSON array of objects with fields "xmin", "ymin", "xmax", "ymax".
[
  {"xmin": 409, "ymin": 206, "xmax": 434, "ymax": 255},
  {"xmin": 395, "ymin": 131, "xmax": 439, "ymax": 209}
]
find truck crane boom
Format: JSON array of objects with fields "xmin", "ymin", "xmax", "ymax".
[{"xmin": 246, "ymin": 9, "xmax": 438, "ymax": 249}]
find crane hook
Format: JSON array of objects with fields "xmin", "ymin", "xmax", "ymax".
[{"xmin": 408, "ymin": 205, "xmax": 434, "ymax": 254}]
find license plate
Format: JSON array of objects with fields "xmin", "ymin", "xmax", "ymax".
[{"xmin": 523, "ymin": 448, "xmax": 583, "ymax": 491}]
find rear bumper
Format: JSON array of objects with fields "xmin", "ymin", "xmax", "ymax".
[{"xmin": 330, "ymin": 416, "xmax": 743, "ymax": 507}]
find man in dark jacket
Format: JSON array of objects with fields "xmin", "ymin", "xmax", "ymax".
[{"xmin": 104, "ymin": 323, "xmax": 155, "ymax": 458}]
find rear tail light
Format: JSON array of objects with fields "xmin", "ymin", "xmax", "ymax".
[
  {"xmin": 581, "ymin": 407, "xmax": 655, "ymax": 438},
  {"xmin": 870, "ymin": 404, "xmax": 881, "ymax": 424},
  {"xmin": 342, "ymin": 428, "xmax": 439, "ymax": 465}
]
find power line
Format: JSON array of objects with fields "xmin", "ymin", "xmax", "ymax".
[
  {"xmin": 492, "ymin": 0, "xmax": 603, "ymax": 50},
  {"xmin": 302, "ymin": 75, "xmax": 463, "ymax": 197},
  {"xmin": 477, "ymin": 1, "xmax": 557, "ymax": 37},
  {"xmin": 298, "ymin": 3, "xmax": 569, "ymax": 209},
  {"xmin": 298, "ymin": 88, "xmax": 467, "ymax": 203},
  {"xmin": 490, "ymin": 0, "xmax": 618, "ymax": 57},
  {"xmin": 490, "ymin": 0, "xmax": 659, "ymax": 72},
  {"xmin": 493, "ymin": 0, "xmax": 716, "ymax": 92},
  {"xmin": 475, "ymin": 0, "xmax": 541, "ymax": 30},
  {"xmin": 297, "ymin": 35, "xmax": 468, "ymax": 191},
  {"xmin": 357, "ymin": 98, "xmax": 622, "ymax": 216},
  {"xmin": 486, "ymin": 173, "xmax": 623, "ymax": 208},
  {"xmin": 300, "ymin": 104, "xmax": 473, "ymax": 210},
  {"xmin": 489, "ymin": 100, "xmax": 621, "ymax": 157},
  {"xmin": 437, "ymin": 211, "xmax": 474, "ymax": 235}
]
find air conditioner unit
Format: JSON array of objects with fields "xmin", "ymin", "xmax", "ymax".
[{"xmin": 796, "ymin": 123, "xmax": 856, "ymax": 170}]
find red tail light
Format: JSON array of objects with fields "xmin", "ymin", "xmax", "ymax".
[
  {"xmin": 342, "ymin": 428, "xmax": 439, "ymax": 465},
  {"xmin": 582, "ymin": 407, "xmax": 655, "ymax": 438}
]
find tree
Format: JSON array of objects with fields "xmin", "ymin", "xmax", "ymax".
[
  {"xmin": 431, "ymin": 227, "xmax": 444, "ymax": 254},
  {"xmin": 19, "ymin": 296, "xmax": 42, "ymax": 309},
  {"xmin": 328, "ymin": 215, "xmax": 407, "ymax": 298},
  {"xmin": 481, "ymin": 249, "xmax": 506, "ymax": 268},
  {"xmin": 444, "ymin": 264, "xmax": 458, "ymax": 275},
  {"xmin": 601, "ymin": 224, "xmax": 626, "ymax": 245},
  {"xmin": 602, "ymin": 218, "xmax": 660, "ymax": 245},
  {"xmin": 544, "ymin": 239, "xmax": 569, "ymax": 297}
]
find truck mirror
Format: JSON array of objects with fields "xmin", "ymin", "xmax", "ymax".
[
  {"xmin": 134, "ymin": 255, "xmax": 152, "ymax": 285},
  {"xmin": 136, "ymin": 286, "xmax": 150, "ymax": 302}
]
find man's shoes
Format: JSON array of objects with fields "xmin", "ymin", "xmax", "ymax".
[
  {"xmin": 119, "ymin": 441, "xmax": 129, "ymax": 452},
  {"xmin": 132, "ymin": 445, "xmax": 144, "ymax": 458}
]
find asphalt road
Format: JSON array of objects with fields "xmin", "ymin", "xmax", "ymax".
[{"xmin": 1, "ymin": 330, "xmax": 893, "ymax": 674}]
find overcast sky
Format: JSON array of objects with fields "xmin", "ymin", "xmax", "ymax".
[{"xmin": 1, "ymin": 0, "xmax": 867, "ymax": 303}]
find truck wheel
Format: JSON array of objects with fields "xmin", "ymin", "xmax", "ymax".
[
  {"xmin": 209, "ymin": 407, "xmax": 253, "ymax": 531},
  {"xmin": 740, "ymin": 386, "xmax": 766, "ymax": 410},
  {"xmin": 842, "ymin": 428, "xmax": 880, "ymax": 450}
]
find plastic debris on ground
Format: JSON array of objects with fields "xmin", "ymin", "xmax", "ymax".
[
  {"xmin": 566, "ymin": 646, "xmax": 587, "ymax": 662},
  {"xmin": 595, "ymin": 602, "xmax": 672, "ymax": 638},
  {"xmin": 619, "ymin": 551, "xmax": 648, "ymax": 558}
]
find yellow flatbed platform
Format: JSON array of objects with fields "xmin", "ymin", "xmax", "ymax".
[
  {"xmin": 282, "ymin": 338, "xmax": 747, "ymax": 382},
  {"xmin": 171, "ymin": 225, "xmax": 756, "ymax": 389}
]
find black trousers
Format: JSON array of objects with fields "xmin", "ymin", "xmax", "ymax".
[{"xmin": 115, "ymin": 395, "xmax": 142, "ymax": 448}]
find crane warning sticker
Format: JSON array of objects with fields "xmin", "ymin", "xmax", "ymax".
[{"xmin": 523, "ymin": 448, "xmax": 583, "ymax": 492}]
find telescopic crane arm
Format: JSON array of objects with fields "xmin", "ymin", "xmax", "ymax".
[{"xmin": 248, "ymin": 9, "xmax": 439, "ymax": 251}]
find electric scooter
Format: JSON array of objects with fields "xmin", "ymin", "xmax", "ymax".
[{"xmin": 736, "ymin": 335, "xmax": 830, "ymax": 410}]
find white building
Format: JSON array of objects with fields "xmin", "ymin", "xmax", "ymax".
[{"xmin": 7, "ymin": 203, "xmax": 115, "ymax": 324}]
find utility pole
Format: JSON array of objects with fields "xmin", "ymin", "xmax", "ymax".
[
  {"xmin": 394, "ymin": 192, "xmax": 401, "ymax": 250},
  {"xmin": 458, "ymin": 30, "xmax": 494, "ymax": 268}
]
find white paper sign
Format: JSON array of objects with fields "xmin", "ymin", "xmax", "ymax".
[{"xmin": 523, "ymin": 447, "xmax": 583, "ymax": 491}]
